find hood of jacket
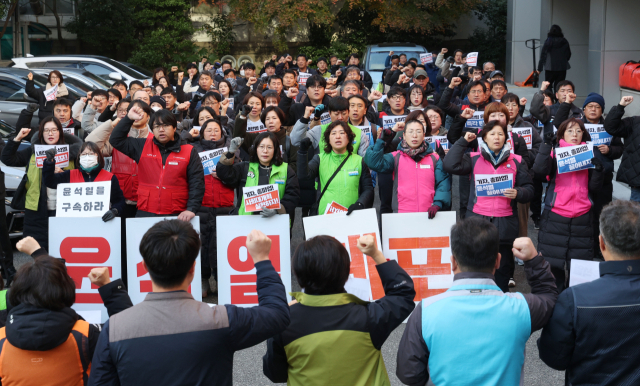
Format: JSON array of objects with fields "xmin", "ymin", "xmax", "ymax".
[{"xmin": 6, "ymin": 304, "xmax": 78, "ymax": 351}]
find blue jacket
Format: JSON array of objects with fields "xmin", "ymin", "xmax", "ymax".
[
  {"xmin": 88, "ymin": 261, "xmax": 290, "ymax": 386},
  {"xmin": 396, "ymin": 255, "xmax": 557, "ymax": 386},
  {"xmin": 538, "ymin": 259, "xmax": 640, "ymax": 386}
]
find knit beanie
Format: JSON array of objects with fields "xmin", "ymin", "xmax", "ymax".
[
  {"xmin": 149, "ymin": 96, "xmax": 166, "ymax": 110},
  {"xmin": 583, "ymin": 92, "xmax": 604, "ymax": 110}
]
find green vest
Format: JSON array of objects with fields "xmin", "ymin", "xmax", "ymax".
[
  {"xmin": 0, "ymin": 290, "xmax": 6, "ymax": 311},
  {"xmin": 25, "ymin": 154, "xmax": 75, "ymax": 211},
  {"xmin": 318, "ymin": 151, "xmax": 362, "ymax": 215},
  {"xmin": 238, "ymin": 162, "xmax": 288, "ymax": 216},
  {"xmin": 319, "ymin": 123, "xmax": 362, "ymax": 153}
]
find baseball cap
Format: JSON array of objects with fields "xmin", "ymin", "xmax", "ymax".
[
  {"xmin": 490, "ymin": 70, "xmax": 504, "ymax": 78},
  {"xmin": 413, "ymin": 69, "xmax": 428, "ymax": 79}
]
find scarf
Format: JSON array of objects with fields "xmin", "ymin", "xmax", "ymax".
[
  {"xmin": 479, "ymin": 140, "xmax": 509, "ymax": 166},
  {"xmin": 46, "ymin": 83, "xmax": 68, "ymax": 97},
  {"xmin": 400, "ymin": 138, "xmax": 428, "ymax": 160},
  {"xmin": 60, "ymin": 118, "xmax": 72, "ymax": 128}
]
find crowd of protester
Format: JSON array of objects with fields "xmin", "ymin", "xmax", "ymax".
[{"xmin": 0, "ymin": 23, "xmax": 640, "ymax": 385}]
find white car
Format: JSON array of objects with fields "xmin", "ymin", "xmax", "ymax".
[{"xmin": 11, "ymin": 55, "xmax": 152, "ymax": 86}]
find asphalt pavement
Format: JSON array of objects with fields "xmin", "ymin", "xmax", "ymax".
[{"xmin": 9, "ymin": 173, "xmax": 566, "ymax": 385}]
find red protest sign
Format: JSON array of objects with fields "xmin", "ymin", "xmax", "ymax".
[{"xmin": 324, "ymin": 201, "xmax": 348, "ymax": 214}]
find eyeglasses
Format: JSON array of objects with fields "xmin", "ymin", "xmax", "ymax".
[
  {"xmin": 258, "ymin": 145, "xmax": 274, "ymax": 151},
  {"xmin": 389, "ymin": 95, "xmax": 405, "ymax": 101},
  {"xmin": 43, "ymin": 129, "xmax": 58, "ymax": 134},
  {"xmin": 153, "ymin": 124, "xmax": 172, "ymax": 131},
  {"xmin": 81, "ymin": 152, "xmax": 96, "ymax": 157},
  {"xmin": 117, "ymin": 109, "xmax": 128, "ymax": 114},
  {"xmin": 584, "ymin": 104, "xmax": 602, "ymax": 111},
  {"xmin": 50, "ymin": 76, "xmax": 59, "ymax": 80}
]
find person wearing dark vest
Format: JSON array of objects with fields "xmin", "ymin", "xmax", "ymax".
[
  {"xmin": 186, "ymin": 117, "xmax": 235, "ymax": 297},
  {"xmin": 1, "ymin": 116, "xmax": 82, "ymax": 249},
  {"xmin": 109, "ymin": 106, "xmax": 205, "ymax": 221},
  {"xmin": 217, "ymin": 132, "xmax": 300, "ymax": 219},
  {"xmin": 297, "ymin": 121, "xmax": 374, "ymax": 216},
  {"xmin": 0, "ymin": 251, "xmax": 132, "ymax": 385},
  {"xmin": 444, "ymin": 121, "xmax": 534, "ymax": 292},
  {"xmin": 364, "ymin": 120, "xmax": 451, "ymax": 216},
  {"xmin": 42, "ymin": 141, "xmax": 125, "ymax": 222}
]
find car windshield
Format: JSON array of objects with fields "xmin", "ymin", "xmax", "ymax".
[
  {"xmin": 60, "ymin": 76, "xmax": 93, "ymax": 93},
  {"xmin": 78, "ymin": 71, "xmax": 112, "ymax": 88},
  {"xmin": 366, "ymin": 51, "xmax": 426, "ymax": 71},
  {"xmin": 125, "ymin": 63, "xmax": 153, "ymax": 77},
  {"xmin": 101, "ymin": 58, "xmax": 148, "ymax": 79}
]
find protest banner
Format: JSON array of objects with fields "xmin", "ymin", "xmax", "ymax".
[
  {"xmin": 420, "ymin": 53, "xmax": 433, "ymax": 65},
  {"xmin": 50, "ymin": 217, "xmax": 121, "ymax": 323},
  {"xmin": 56, "ymin": 181, "xmax": 111, "ymax": 217},
  {"xmin": 382, "ymin": 115, "xmax": 407, "ymax": 130},
  {"xmin": 63, "ymin": 127, "xmax": 74, "ymax": 135},
  {"xmin": 556, "ymin": 143, "xmax": 594, "ymax": 174},
  {"xmin": 584, "ymin": 124, "xmax": 613, "ymax": 146},
  {"xmin": 466, "ymin": 52, "xmax": 479, "ymax": 66},
  {"xmin": 104, "ymin": 156, "xmax": 112, "ymax": 172},
  {"xmin": 512, "ymin": 127, "xmax": 533, "ymax": 149},
  {"xmin": 426, "ymin": 135, "xmax": 449, "ymax": 150},
  {"xmin": 474, "ymin": 173, "xmax": 513, "ymax": 197},
  {"xmin": 242, "ymin": 184, "xmax": 280, "ymax": 212},
  {"xmin": 126, "ymin": 217, "xmax": 202, "ymax": 305},
  {"xmin": 298, "ymin": 72, "xmax": 312, "ymax": 86},
  {"xmin": 465, "ymin": 119, "xmax": 484, "ymax": 129},
  {"xmin": 324, "ymin": 201, "xmax": 348, "ymax": 214},
  {"xmin": 246, "ymin": 119, "xmax": 267, "ymax": 133},
  {"xmin": 44, "ymin": 84, "xmax": 58, "ymax": 102},
  {"xmin": 199, "ymin": 147, "xmax": 227, "ymax": 176},
  {"xmin": 355, "ymin": 125, "xmax": 373, "ymax": 145},
  {"xmin": 217, "ymin": 215, "xmax": 291, "ymax": 306},
  {"xmin": 382, "ymin": 211, "xmax": 456, "ymax": 310},
  {"xmin": 303, "ymin": 208, "xmax": 383, "ymax": 301},
  {"xmin": 569, "ymin": 259, "xmax": 600, "ymax": 287},
  {"xmin": 34, "ymin": 144, "xmax": 69, "ymax": 168},
  {"xmin": 310, "ymin": 111, "xmax": 332, "ymax": 125}
]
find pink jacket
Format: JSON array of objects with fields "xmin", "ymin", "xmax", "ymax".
[
  {"xmin": 470, "ymin": 152, "xmax": 522, "ymax": 217},
  {"xmin": 392, "ymin": 151, "xmax": 439, "ymax": 213},
  {"xmin": 547, "ymin": 140, "xmax": 591, "ymax": 218}
]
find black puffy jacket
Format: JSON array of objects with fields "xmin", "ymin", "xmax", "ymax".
[
  {"xmin": 604, "ymin": 104, "xmax": 640, "ymax": 187},
  {"xmin": 537, "ymin": 36, "xmax": 572, "ymax": 72}
]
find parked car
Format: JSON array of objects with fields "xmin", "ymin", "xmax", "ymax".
[
  {"xmin": 0, "ymin": 68, "xmax": 84, "ymax": 128},
  {"xmin": 11, "ymin": 55, "xmax": 151, "ymax": 85},
  {"xmin": 121, "ymin": 62, "xmax": 154, "ymax": 78},
  {"xmin": 363, "ymin": 43, "xmax": 429, "ymax": 91}
]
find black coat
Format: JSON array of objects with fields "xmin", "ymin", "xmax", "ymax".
[
  {"xmin": 25, "ymin": 80, "xmax": 75, "ymax": 121},
  {"xmin": 604, "ymin": 104, "xmax": 640, "ymax": 187},
  {"xmin": 538, "ymin": 36, "xmax": 572, "ymax": 72}
]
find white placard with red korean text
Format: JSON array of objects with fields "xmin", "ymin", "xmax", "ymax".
[
  {"xmin": 56, "ymin": 181, "xmax": 111, "ymax": 217},
  {"xmin": 420, "ymin": 53, "xmax": 433, "ymax": 65},
  {"xmin": 298, "ymin": 72, "xmax": 312, "ymax": 86},
  {"xmin": 382, "ymin": 212, "xmax": 456, "ymax": 321},
  {"xmin": 49, "ymin": 217, "xmax": 122, "ymax": 323},
  {"xmin": 466, "ymin": 52, "xmax": 479, "ymax": 66},
  {"xmin": 242, "ymin": 184, "xmax": 281, "ymax": 212},
  {"xmin": 126, "ymin": 217, "xmax": 202, "ymax": 305},
  {"xmin": 44, "ymin": 84, "xmax": 58, "ymax": 102},
  {"xmin": 512, "ymin": 127, "xmax": 533, "ymax": 150},
  {"xmin": 217, "ymin": 214, "xmax": 291, "ymax": 306},
  {"xmin": 34, "ymin": 144, "xmax": 69, "ymax": 168},
  {"xmin": 303, "ymin": 208, "xmax": 383, "ymax": 301}
]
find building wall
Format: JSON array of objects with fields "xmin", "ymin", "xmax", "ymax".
[{"xmin": 506, "ymin": 0, "xmax": 542, "ymax": 84}]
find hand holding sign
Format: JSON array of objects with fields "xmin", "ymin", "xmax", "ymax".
[
  {"xmin": 503, "ymin": 189, "xmax": 518, "ymax": 199},
  {"xmin": 598, "ymin": 144, "xmax": 610, "ymax": 154},
  {"xmin": 246, "ymin": 229, "xmax": 272, "ymax": 263}
]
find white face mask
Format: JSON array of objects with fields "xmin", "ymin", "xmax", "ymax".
[
  {"xmin": 80, "ymin": 154, "xmax": 98, "ymax": 169},
  {"xmin": 240, "ymin": 70, "xmax": 245, "ymax": 77},
  {"xmin": 151, "ymin": 106, "xmax": 161, "ymax": 112}
]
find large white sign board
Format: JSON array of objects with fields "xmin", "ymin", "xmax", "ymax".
[
  {"xmin": 303, "ymin": 208, "xmax": 383, "ymax": 301},
  {"xmin": 217, "ymin": 214, "xmax": 291, "ymax": 306},
  {"xmin": 49, "ymin": 217, "xmax": 122, "ymax": 323},
  {"xmin": 126, "ymin": 217, "xmax": 202, "ymax": 305}
]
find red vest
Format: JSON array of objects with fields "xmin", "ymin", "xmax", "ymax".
[
  {"xmin": 203, "ymin": 174, "xmax": 235, "ymax": 208},
  {"xmin": 137, "ymin": 136, "xmax": 192, "ymax": 214},
  {"xmin": 0, "ymin": 320, "xmax": 91, "ymax": 386},
  {"xmin": 69, "ymin": 168, "xmax": 112, "ymax": 183},
  {"xmin": 112, "ymin": 148, "xmax": 139, "ymax": 202}
]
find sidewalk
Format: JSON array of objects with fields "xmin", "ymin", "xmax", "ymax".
[{"xmin": 507, "ymin": 83, "xmax": 631, "ymax": 201}]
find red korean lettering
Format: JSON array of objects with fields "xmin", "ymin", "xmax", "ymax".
[{"xmin": 60, "ymin": 237, "xmax": 110, "ymax": 264}]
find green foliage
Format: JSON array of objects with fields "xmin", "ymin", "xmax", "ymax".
[
  {"xmin": 65, "ymin": 0, "xmax": 135, "ymax": 59},
  {"xmin": 297, "ymin": 41, "xmax": 356, "ymax": 64},
  {"xmin": 468, "ymin": 0, "xmax": 507, "ymax": 69},
  {"xmin": 128, "ymin": 0, "xmax": 201, "ymax": 69},
  {"xmin": 201, "ymin": 12, "xmax": 236, "ymax": 59}
]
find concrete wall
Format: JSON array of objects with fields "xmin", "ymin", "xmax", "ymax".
[
  {"xmin": 506, "ymin": 0, "xmax": 542, "ymax": 84},
  {"xmin": 589, "ymin": 0, "xmax": 640, "ymax": 109}
]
